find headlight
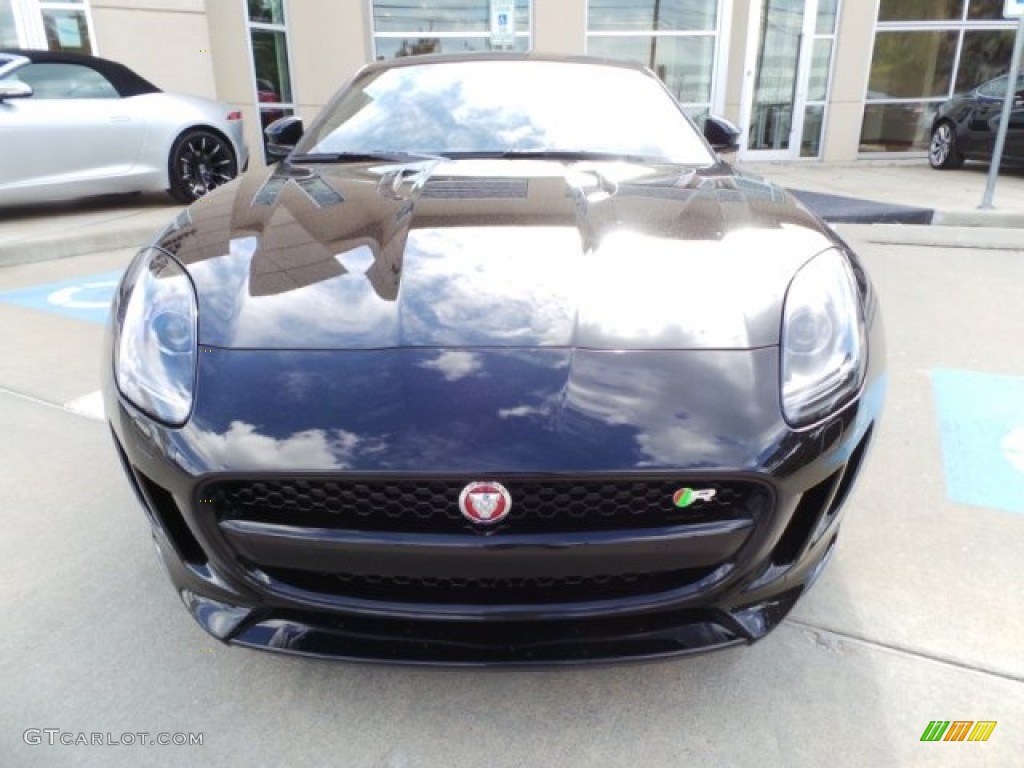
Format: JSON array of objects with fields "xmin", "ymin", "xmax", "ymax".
[
  {"xmin": 781, "ymin": 249, "xmax": 866, "ymax": 427},
  {"xmin": 113, "ymin": 247, "xmax": 197, "ymax": 426}
]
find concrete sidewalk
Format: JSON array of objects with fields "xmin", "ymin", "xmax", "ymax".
[
  {"xmin": 740, "ymin": 158, "xmax": 1024, "ymax": 228},
  {"xmin": 0, "ymin": 192, "xmax": 182, "ymax": 267},
  {"xmin": 1, "ymin": 159, "xmax": 1022, "ymax": 267}
]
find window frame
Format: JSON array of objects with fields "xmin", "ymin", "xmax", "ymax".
[
  {"xmin": 5, "ymin": 0, "xmax": 98, "ymax": 54},
  {"xmin": 368, "ymin": 0, "xmax": 534, "ymax": 61},
  {"xmin": 243, "ymin": 0, "xmax": 298, "ymax": 163},
  {"xmin": 859, "ymin": 1, "xmax": 1019, "ymax": 157},
  {"xmin": 583, "ymin": 0, "xmax": 731, "ymax": 119}
]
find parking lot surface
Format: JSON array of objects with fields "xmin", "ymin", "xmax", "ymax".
[{"xmin": 1, "ymin": 224, "xmax": 1022, "ymax": 767}]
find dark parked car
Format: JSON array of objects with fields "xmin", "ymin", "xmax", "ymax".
[
  {"xmin": 0, "ymin": 48, "xmax": 248, "ymax": 205},
  {"xmin": 104, "ymin": 54, "xmax": 886, "ymax": 664},
  {"xmin": 930, "ymin": 73, "xmax": 1024, "ymax": 170}
]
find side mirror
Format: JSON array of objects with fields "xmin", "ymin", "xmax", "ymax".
[
  {"xmin": 0, "ymin": 80, "xmax": 33, "ymax": 102},
  {"xmin": 703, "ymin": 115, "xmax": 741, "ymax": 154},
  {"xmin": 264, "ymin": 115, "xmax": 304, "ymax": 160}
]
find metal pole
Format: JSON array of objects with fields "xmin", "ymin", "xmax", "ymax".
[{"xmin": 980, "ymin": 17, "xmax": 1024, "ymax": 210}]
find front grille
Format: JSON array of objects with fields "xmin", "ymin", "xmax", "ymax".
[
  {"xmin": 259, "ymin": 566, "xmax": 720, "ymax": 604},
  {"xmin": 205, "ymin": 476, "xmax": 772, "ymax": 535}
]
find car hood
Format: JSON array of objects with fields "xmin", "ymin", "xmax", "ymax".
[{"xmin": 158, "ymin": 159, "xmax": 838, "ymax": 351}]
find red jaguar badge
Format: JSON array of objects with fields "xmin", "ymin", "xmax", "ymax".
[{"xmin": 459, "ymin": 481, "xmax": 511, "ymax": 525}]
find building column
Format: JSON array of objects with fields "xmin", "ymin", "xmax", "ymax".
[
  {"xmin": 533, "ymin": 0, "xmax": 586, "ymax": 56},
  {"xmin": 287, "ymin": 0, "xmax": 370, "ymax": 122},
  {"xmin": 821, "ymin": 0, "xmax": 877, "ymax": 162},
  {"xmin": 204, "ymin": 0, "xmax": 259, "ymax": 159}
]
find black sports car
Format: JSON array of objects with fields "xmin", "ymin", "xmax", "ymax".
[
  {"xmin": 104, "ymin": 54, "xmax": 886, "ymax": 664},
  {"xmin": 930, "ymin": 72, "xmax": 1024, "ymax": 170}
]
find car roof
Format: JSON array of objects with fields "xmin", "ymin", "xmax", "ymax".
[
  {"xmin": 0, "ymin": 48, "xmax": 161, "ymax": 97},
  {"xmin": 358, "ymin": 52, "xmax": 655, "ymax": 77}
]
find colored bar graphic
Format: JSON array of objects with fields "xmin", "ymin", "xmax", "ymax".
[
  {"xmin": 921, "ymin": 721, "xmax": 950, "ymax": 742},
  {"xmin": 920, "ymin": 720, "xmax": 997, "ymax": 743},
  {"xmin": 968, "ymin": 722, "xmax": 997, "ymax": 742},
  {"xmin": 944, "ymin": 721, "xmax": 973, "ymax": 741}
]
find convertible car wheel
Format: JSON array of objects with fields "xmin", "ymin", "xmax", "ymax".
[
  {"xmin": 168, "ymin": 128, "xmax": 238, "ymax": 203},
  {"xmin": 929, "ymin": 121, "xmax": 964, "ymax": 170}
]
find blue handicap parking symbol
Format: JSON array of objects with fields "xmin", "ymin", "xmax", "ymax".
[
  {"xmin": 0, "ymin": 270, "xmax": 123, "ymax": 325},
  {"xmin": 932, "ymin": 368, "xmax": 1024, "ymax": 515}
]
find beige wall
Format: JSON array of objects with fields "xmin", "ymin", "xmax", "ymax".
[
  {"xmin": 533, "ymin": 0, "xmax": 585, "ymax": 55},
  {"xmin": 83, "ymin": 0, "xmax": 886, "ymax": 164},
  {"xmin": 288, "ymin": 0, "xmax": 370, "ymax": 122},
  {"xmin": 91, "ymin": 0, "xmax": 216, "ymax": 100},
  {"xmin": 203, "ymin": 0, "xmax": 262, "ymax": 166},
  {"xmin": 723, "ymin": 0, "xmax": 751, "ymax": 126},
  {"xmin": 821, "ymin": 0, "xmax": 877, "ymax": 162}
]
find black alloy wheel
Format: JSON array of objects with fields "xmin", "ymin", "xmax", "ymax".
[{"xmin": 168, "ymin": 129, "xmax": 238, "ymax": 203}]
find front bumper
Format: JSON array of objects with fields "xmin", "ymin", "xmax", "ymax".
[{"xmin": 105, "ymin": 337, "xmax": 885, "ymax": 665}]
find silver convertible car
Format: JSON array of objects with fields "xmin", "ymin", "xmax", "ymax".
[{"xmin": 0, "ymin": 49, "xmax": 248, "ymax": 206}]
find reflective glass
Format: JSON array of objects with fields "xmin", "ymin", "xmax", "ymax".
[
  {"xmin": 800, "ymin": 104, "xmax": 825, "ymax": 157},
  {"xmin": 808, "ymin": 38, "xmax": 833, "ymax": 102},
  {"xmin": 967, "ymin": 0, "xmax": 1005, "ymax": 20},
  {"xmin": 877, "ymin": 0, "xmax": 962, "ymax": 22},
  {"xmin": 816, "ymin": 0, "xmax": 838, "ymax": 34},
  {"xmin": 587, "ymin": 34, "xmax": 714, "ymax": 104},
  {"xmin": 954, "ymin": 29, "xmax": 1018, "ymax": 92},
  {"xmin": 747, "ymin": 0, "xmax": 803, "ymax": 152},
  {"xmin": 868, "ymin": 31, "xmax": 957, "ymax": 99},
  {"xmin": 42, "ymin": 9, "xmax": 91, "ymax": 54},
  {"xmin": 1, "ymin": 0, "xmax": 18, "ymax": 48},
  {"xmin": 248, "ymin": 0, "xmax": 285, "ymax": 25},
  {"xmin": 976, "ymin": 73, "xmax": 1024, "ymax": 98},
  {"xmin": 374, "ymin": 35, "xmax": 529, "ymax": 60},
  {"xmin": 373, "ymin": 0, "xmax": 530, "ymax": 34},
  {"xmin": 12, "ymin": 62, "xmax": 116, "ymax": 98},
  {"xmin": 250, "ymin": 28, "xmax": 292, "ymax": 103},
  {"xmin": 588, "ymin": 0, "xmax": 719, "ymax": 32},
  {"xmin": 859, "ymin": 103, "xmax": 932, "ymax": 152},
  {"xmin": 303, "ymin": 60, "xmax": 714, "ymax": 163}
]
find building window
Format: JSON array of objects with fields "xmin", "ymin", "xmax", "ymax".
[
  {"xmin": 371, "ymin": 0, "xmax": 531, "ymax": 59},
  {"xmin": 1, "ymin": 0, "xmax": 20, "ymax": 47},
  {"xmin": 245, "ymin": 0, "xmax": 295, "ymax": 163},
  {"xmin": 586, "ymin": 0, "xmax": 723, "ymax": 121},
  {"xmin": 861, "ymin": 0, "xmax": 1018, "ymax": 153},
  {"xmin": 1, "ymin": 0, "xmax": 95, "ymax": 53}
]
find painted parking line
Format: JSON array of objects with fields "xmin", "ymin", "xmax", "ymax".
[
  {"xmin": 932, "ymin": 369, "xmax": 1024, "ymax": 516},
  {"xmin": 0, "ymin": 270, "xmax": 123, "ymax": 325}
]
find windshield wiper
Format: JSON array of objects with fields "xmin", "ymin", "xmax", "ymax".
[{"xmin": 288, "ymin": 151, "xmax": 447, "ymax": 164}]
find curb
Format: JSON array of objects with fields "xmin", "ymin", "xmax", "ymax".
[
  {"xmin": 836, "ymin": 223, "xmax": 1024, "ymax": 250},
  {"xmin": 931, "ymin": 210, "xmax": 1024, "ymax": 228},
  {"xmin": 0, "ymin": 221, "xmax": 162, "ymax": 267}
]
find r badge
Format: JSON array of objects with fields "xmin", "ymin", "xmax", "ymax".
[
  {"xmin": 459, "ymin": 481, "xmax": 512, "ymax": 525},
  {"xmin": 673, "ymin": 487, "xmax": 717, "ymax": 508}
]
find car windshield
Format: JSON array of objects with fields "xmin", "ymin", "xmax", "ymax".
[
  {"xmin": 976, "ymin": 73, "xmax": 1024, "ymax": 98},
  {"xmin": 295, "ymin": 59, "xmax": 714, "ymax": 165}
]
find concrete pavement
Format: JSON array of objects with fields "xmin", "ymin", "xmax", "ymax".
[
  {"xmin": 0, "ymin": 226, "xmax": 1023, "ymax": 766},
  {"xmin": 1, "ymin": 165, "xmax": 1023, "ymax": 766}
]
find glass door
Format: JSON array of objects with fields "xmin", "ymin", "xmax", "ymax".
[{"xmin": 739, "ymin": 0, "xmax": 838, "ymax": 161}]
